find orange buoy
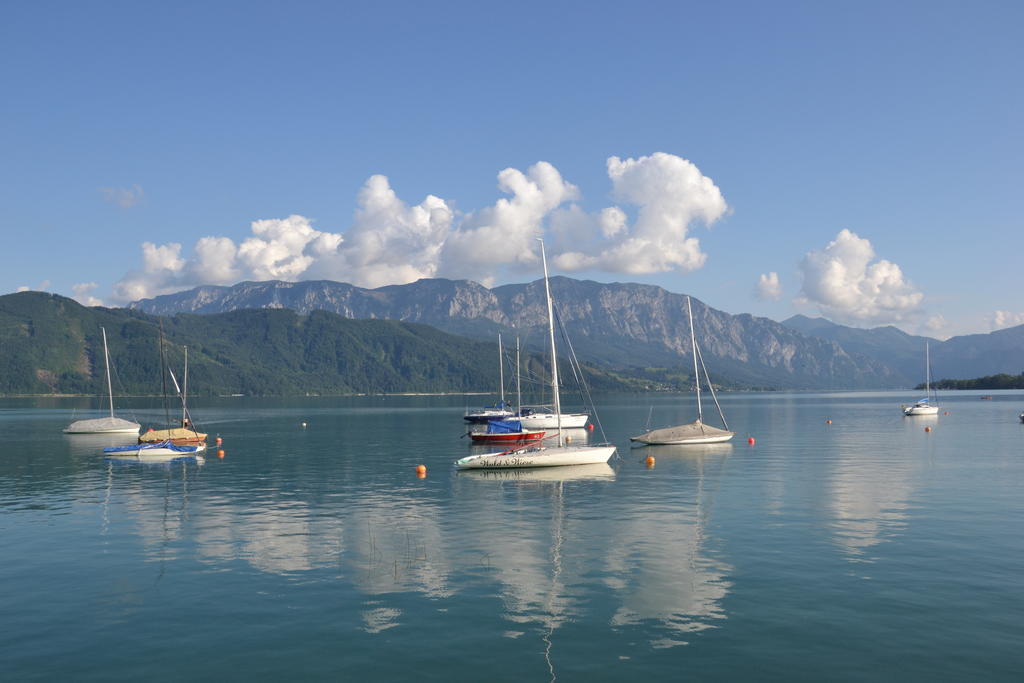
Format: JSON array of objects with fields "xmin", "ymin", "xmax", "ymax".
[
  {"xmin": 645, "ymin": 455, "xmax": 655, "ymax": 468},
  {"xmin": 416, "ymin": 464, "xmax": 427, "ymax": 476},
  {"xmin": 215, "ymin": 436, "xmax": 223, "ymax": 446},
  {"xmin": 217, "ymin": 449, "xmax": 225, "ymax": 458},
  {"xmin": 924, "ymin": 426, "xmax": 932, "ymax": 432},
  {"xmin": 826, "ymin": 419, "xmax": 832, "ymax": 424}
]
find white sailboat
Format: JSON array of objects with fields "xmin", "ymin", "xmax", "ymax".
[
  {"xmin": 463, "ymin": 333, "xmax": 515, "ymax": 424},
  {"xmin": 902, "ymin": 341, "xmax": 940, "ymax": 416},
  {"xmin": 64, "ymin": 327, "xmax": 141, "ymax": 435},
  {"xmin": 455, "ymin": 239, "xmax": 616, "ymax": 469},
  {"xmin": 630, "ymin": 296, "xmax": 734, "ymax": 445}
]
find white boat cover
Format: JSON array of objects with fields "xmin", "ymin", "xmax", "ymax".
[
  {"xmin": 630, "ymin": 419, "xmax": 734, "ymax": 445},
  {"xmin": 64, "ymin": 416, "xmax": 141, "ymax": 434}
]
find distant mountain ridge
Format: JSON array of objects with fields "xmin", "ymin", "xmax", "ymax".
[
  {"xmin": 781, "ymin": 314, "xmax": 1024, "ymax": 382},
  {"xmin": 132, "ymin": 278, "xmax": 904, "ymax": 388}
]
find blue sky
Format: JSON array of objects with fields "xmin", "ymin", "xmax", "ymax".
[{"xmin": 2, "ymin": 1, "xmax": 1020, "ymax": 337}]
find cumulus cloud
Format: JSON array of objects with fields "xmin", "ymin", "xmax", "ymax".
[
  {"xmin": 111, "ymin": 153, "xmax": 730, "ymax": 303},
  {"xmin": 553, "ymin": 153, "xmax": 728, "ymax": 274},
  {"xmin": 16, "ymin": 286, "xmax": 29, "ymax": 292},
  {"xmin": 990, "ymin": 310, "xmax": 1024, "ymax": 331},
  {"xmin": 100, "ymin": 184, "xmax": 144, "ymax": 209},
  {"xmin": 438, "ymin": 162, "xmax": 577, "ymax": 284},
  {"xmin": 796, "ymin": 229, "xmax": 924, "ymax": 325},
  {"xmin": 72, "ymin": 282, "xmax": 104, "ymax": 306},
  {"xmin": 756, "ymin": 272, "xmax": 782, "ymax": 301}
]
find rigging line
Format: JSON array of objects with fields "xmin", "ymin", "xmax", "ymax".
[
  {"xmin": 159, "ymin": 320, "xmax": 170, "ymax": 426},
  {"xmin": 553, "ymin": 309, "xmax": 587, "ymax": 407},
  {"xmin": 694, "ymin": 340, "xmax": 729, "ymax": 431},
  {"xmin": 554, "ymin": 308, "xmax": 612, "ymax": 446}
]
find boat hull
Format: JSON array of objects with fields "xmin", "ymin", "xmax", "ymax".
[
  {"xmin": 469, "ymin": 430, "xmax": 546, "ymax": 443},
  {"xmin": 903, "ymin": 404, "xmax": 939, "ymax": 416},
  {"xmin": 455, "ymin": 444, "xmax": 616, "ymax": 469},
  {"xmin": 104, "ymin": 441, "xmax": 202, "ymax": 457},
  {"xmin": 516, "ymin": 412, "xmax": 589, "ymax": 429}
]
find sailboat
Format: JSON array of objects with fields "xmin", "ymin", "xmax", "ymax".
[
  {"xmin": 902, "ymin": 341, "xmax": 939, "ymax": 416},
  {"xmin": 64, "ymin": 327, "xmax": 141, "ymax": 435},
  {"xmin": 139, "ymin": 344, "xmax": 208, "ymax": 448},
  {"xmin": 630, "ymin": 296, "xmax": 734, "ymax": 445},
  {"xmin": 455, "ymin": 239, "xmax": 616, "ymax": 469},
  {"xmin": 463, "ymin": 334, "xmax": 515, "ymax": 424}
]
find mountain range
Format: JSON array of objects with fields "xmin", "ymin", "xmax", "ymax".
[{"xmin": 130, "ymin": 277, "xmax": 1024, "ymax": 388}]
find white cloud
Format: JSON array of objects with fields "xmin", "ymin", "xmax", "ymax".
[
  {"xmin": 553, "ymin": 153, "xmax": 728, "ymax": 274},
  {"xmin": 100, "ymin": 184, "xmax": 144, "ymax": 209},
  {"xmin": 990, "ymin": 310, "xmax": 1024, "ymax": 331},
  {"xmin": 110, "ymin": 153, "xmax": 730, "ymax": 303},
  {"xmin": 438, "ymin": 162, "xmax": 578, "ymax": 284},
  {"xmin": 756, "ymin": 272, "xmax": 782, "ymax": 301},
  {"xmin": 16, "ymin": 286, "xmax": 29, "ymax": 292},
  {"xmin": 72, "ymin": 282, "xmax": 104, "ymax": 306},
  {"xmin": 305, "ymin": 175, "xmax": 452, "ymax": 288},
  {"xmin": 796, "ymin": 229, "xmax": 924, "ymax": 325}
]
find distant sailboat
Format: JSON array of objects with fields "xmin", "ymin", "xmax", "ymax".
[
  {"xmin": 902, "ymin": 342, "xmax": 939, "ymax": 416},
  {"xmin": 630, "ymin": 297, "xmax": 733, "ymax": 445},
  {"xmin": 463, "ymin": 333, "xmax": 515, "ymax": 424},
  {"xmin": 64, "ymin": 327, "xmax": 141, "ymax": 435},
  {"xmin": 455, "ymin": 239, "xmax": 616, "ymax": 469}
]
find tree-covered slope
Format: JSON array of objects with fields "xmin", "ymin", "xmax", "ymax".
[{"xmin": 0, "ymin": 292, "xmax": 632, "ymax": 396}]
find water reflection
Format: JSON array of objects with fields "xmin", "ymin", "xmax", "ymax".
[
  {"xmin": 828, "ymin": 423, "xmax": 918, "ymax": 561},
  {"xmin": 604, "ymin": 449, "xmax": 732, "ymax": 648}
]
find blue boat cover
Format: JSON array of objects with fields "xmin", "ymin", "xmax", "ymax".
[
  {"xmin": 918, "ymin": 397, "xmax": 930, "ymax": 403},
  {"xmin": 487, "ymin": 420, "xmax": 524, "ymax": 434}
]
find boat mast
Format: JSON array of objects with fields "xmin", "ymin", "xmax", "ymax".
[
  {"xmin": 516, "ymin": 336, "xmax": 522, "ymax": 415},
  {"xmin": 688, "ymin": 296, "xmax": 703, "ymax": 423},
  {"xmin": 182, "ymin": 346, "xmax": 188, "ymax": 425},
  {"xmin": 498, "ymin": 334, "xmax": 504, "ymax": 407},
  {"xmin": 539, "ymin": 239, "xmax": 563, "ymax": 447},
  {"xmin": 101, "ymin": 327, "xmax": 114, "ymax": 419},
  {"xmin": 925, "ymin": 341, "xmax": 930, "ymax": 399}
]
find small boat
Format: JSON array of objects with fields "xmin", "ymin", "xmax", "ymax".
[
  {"xmin": 456, "ymin": 442, "xmax": 617, "ymax": 469},
  {"xmin": 468, "ymin": 419, "xmax": 546, "ymax": 443},
  {"xmin": 980, "ymin": 395, "xmax": 993, "ymax": 400},
  {"xmin": 631, "ymin": 297, "xmax": 733, "ymax": 445},
  {"xmin": 516, "ymin": 406, "xmax": 589, "ymax": 429},
  {"xmin": 456, "ymin": 239, "xmax": 616, "ymax": 470},
  {"xmin": 140, "ymin": 343, "xmax": 208, "ymax": 447},
  {"xmin": 902, "ymin": 342, "xmax": 940, "ymax": 416},
  {"xmin": 64, "ymin": 327, "xmax": 141, "ymax": 435},
  {"xmin": 1019, "ymin": 412, "xmax": 1023, "ymax": 424},
  {"xmin": 104, "ymin": 440, "xmax": 201, "ymax": 457}
]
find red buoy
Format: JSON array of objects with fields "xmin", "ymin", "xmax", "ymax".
[
  {"xmin": 215, "ymin": 436, "xmax": 223, "ymax": 446},
  {"xmin": 747, "ymin": 437, "xmax": 755, "ymax": 445},
  {"xmin": 587, "ymin": 424, "xmax": 594, "ymax": 431}
]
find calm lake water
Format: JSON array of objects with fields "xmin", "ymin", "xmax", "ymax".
[{"xmin": 2, "ymin": 391, "xmax": 1023, "ymax": 681}]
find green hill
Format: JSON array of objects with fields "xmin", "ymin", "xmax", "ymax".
[{"xmin": 0, "ymin": 292, "xmax": 635, "ymax": 396}]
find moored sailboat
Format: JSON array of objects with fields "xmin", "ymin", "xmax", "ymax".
[
  {"xmin": 64, "ymin": 327, "xmax": 141, "ymax": 435},
  {"xmin": 630, "ymin": 297, "xmax": 733, "ymax": 445},
  {"xmin": 456, "ymin": 239, "xmax": 616, "ymax": 469},
  {"xmin": 902, "ymin": 342, "xmax": 940, "ymax": 416}
]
